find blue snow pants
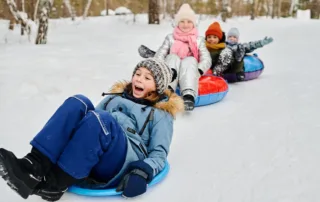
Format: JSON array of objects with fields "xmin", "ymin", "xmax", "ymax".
[{"xmin": 30, "ymin": 95, "xmax": 127, "ymax": 182}]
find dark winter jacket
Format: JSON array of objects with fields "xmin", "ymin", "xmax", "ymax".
[{"xmin": 227, "ymin": 39, "xmax": 266, "ymax": 62}]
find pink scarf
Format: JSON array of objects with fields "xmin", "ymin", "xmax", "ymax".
[{"xmin": 170, "ymin": 27, "xmax": 199, "ymax": 61}]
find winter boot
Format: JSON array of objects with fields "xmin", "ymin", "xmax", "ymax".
[
  {"xmin": 0, "ymin": 147, "xmax": 52, "ymax": 199},
  {"xmin": 236, "ymin": 71, "xmax": 245, "ymax": 81},
  {"xmin": 183, "ymin": 94, "xmax": 195, "ymax": 111},
  {"xmin": 33, "ymin": 164, "xmax": 80, "ymax": 201}
]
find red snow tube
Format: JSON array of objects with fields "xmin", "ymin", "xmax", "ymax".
[{"xmin": 177, "ymin": 71, "xmax": 229, "ymax": 107}]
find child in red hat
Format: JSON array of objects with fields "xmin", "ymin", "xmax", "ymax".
[{"xmin": 205, "ymin": 22, "xmax": 233, "ymax": 77}]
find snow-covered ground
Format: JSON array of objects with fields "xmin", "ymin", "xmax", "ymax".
[{"xmin": 0, "ymin": 15, "xmax": 320, "ymax": 202}]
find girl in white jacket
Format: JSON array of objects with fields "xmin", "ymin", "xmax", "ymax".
[{"xmin": 154, "ymin": 4, "xmax": 211, "ymax": 111}]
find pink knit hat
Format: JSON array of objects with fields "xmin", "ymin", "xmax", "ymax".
[{"xmin": 175, "ymin": 4, "xmax": 196, "ymax": 25}]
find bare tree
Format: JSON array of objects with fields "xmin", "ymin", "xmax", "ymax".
[
  {"xmin": 6, "ymin": 0, "xmax": 31, "ymax": 37},
  {"xmin": 310, "ymin": 0, "xmax": 320, "ymax": 19},
  {"xmin": 34, "ymin": 0, "xmax": 40, "ymax": 21},
  {"xmin": 64, "ymin": 0, "xmax": 76, "ymax": 20},
  {"xmin": 256, "ymin": 0, "xmax": 264, "ymax": 16},
  {"xmin": 35, "ymin": 0, "xmax": 52, "ymax": 44},
  {"xmin": 271, "ymin": 0, "xmax": 276, "ymax": 18},
  {"xmin": 149, "ymin": 0, "xmax": 160, "ymax": 24},
  {"xmin": 220, "ymin": 0, "xmax": 228, "ymax": 22},
  {"xmin": 21, "ymin": 0, "xmax": 25, "ymax": 35},
  {"xmin": 289, "ymin": 0, "xmax": 297, "ymax": 16},
  {"xmin": 21, "ymin": 0, "xmax": 25, "ymax": 12},
  {"xmin": 162, "ymin": 0, "xmax": 167, "ymax": 19},
  {"xmin": 250, "ymin": 0, "xmax": 256, "ymax": 20},
  {"xmin": 105, "ymin": 0, "xmax": 109, "ymax": 15},
  {"xmin": 277, "ymin": 0, "xmax": 282, "ymax": 18},
  {"xmin": 169, "ymin": 0, "xmax": 175, "ymax": 18},
  {"xmin": 83, "ymin": 0, "xmax": 92, "ymax": 19}
]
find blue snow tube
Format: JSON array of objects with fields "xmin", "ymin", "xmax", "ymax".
[
  {"xmin": 223, "ymin": 53, "xmax": 264, "ymax": 82},
  {"xmin": 68, "ymin": 161, "xmax": 170, "ymax": 197}
]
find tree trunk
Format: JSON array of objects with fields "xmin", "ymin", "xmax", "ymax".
[
  {"xmin": 64, "ymin": 0, "xmax": 76, "ymax": 20},
  {"xmin": 83, "ymin": 0, "xmax": 92, "ymax": 19},
  {"xmin": 8, "ymin": 18, "xmax": 16, "ymax": 30},
  {"xmin": 21, "ymin": 0, "xmax": 25, "ymax": 12},
  {"xmin": 250, "ymin": 0, "xmax": 255, "ymax": 20},
  {"xmin": 21, "ymin": 0, "xmax": 25, "ymax": 35},
  {"xmin": 271, "ymin": 0, "xmax": 276, "ymax": 18},
  {"xmin": 277, "ymin": 0, "xmax": 282, "ymax": 18},
  {"xmin": 221, "ymin": 0, "xmax": 228, "ymax": 22},
  {"xmin": 310, "ymin": 0, "xmax": 320, "ymax": 19},
  {"xmin": 6, "ymin": 0, "xmax": 30, "ymax": 35},
  {"xmin": 289, "ymin": 0, "xmax": 296, "ymax": 16},
  {"xmin": 170, "ymin": 0, "xmax": 175, "ymax": 19},
  {"xmin": 149, "ymin": 0, "xmax": 160, "ymax": 24},
  {"xmin": 105, "ymin": 0, "xmax": 109, "ymax": 15},
  {"xmin": 162, "ymin": 0, "xmax": 167, "ymax": 19},
  {"xmin": 35, "ymin": 0, "xmax": 51, "ymax": 44},
  {"xmin": 34, "ymin": 0, "xmax": 40, "ymax": 21}
]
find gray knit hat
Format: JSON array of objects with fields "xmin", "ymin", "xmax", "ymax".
[
  {"xmin": 133, "ymin": 58, "xmax": 173, "ymax": 94},
  {"xmin": 227, "ymin": 27, "xmax": 240, "ymax": 39}
]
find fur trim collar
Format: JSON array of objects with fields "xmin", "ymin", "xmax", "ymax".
[{"xmin": 109, "ymin": 81, "xmax": 184, "ymax": 117}]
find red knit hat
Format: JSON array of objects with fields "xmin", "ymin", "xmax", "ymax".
[{"xmin": 205, "ymin": 22, "xmax": 223, "ymax": 40}]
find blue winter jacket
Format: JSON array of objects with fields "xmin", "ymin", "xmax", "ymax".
[{"xmin": 95, "ymin": 82, "xmax": 184, "ymax": 187}]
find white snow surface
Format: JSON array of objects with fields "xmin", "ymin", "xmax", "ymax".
[
  {"xmin": 296, "ymin": 9, "xmax": 311, "ymax": 20},
  {"xmin": 114, "ymin": 7, "xmax": 132, "ymax": 15},
  {"xmin": 0, "ymin": 15, "xmax": 320, "ymax": 202},
  {"xmin": 101, "ymin": 9, "xmax": 115, "ymax": 16}
]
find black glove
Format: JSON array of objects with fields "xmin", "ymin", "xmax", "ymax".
[
  {"xmin": 171, "ymin": 68, "xmax": 177, "ymax": 82},
  {"xmin": 198, "ymin": 69, "xmax": 204, "ymax": 75},
  {"xmin": 116, "ymin": 169, "xmax": 148, "ymax": 198},
  {"xmin": 116, "ymin": 160, "xmax": 153, "ymax": 198}
]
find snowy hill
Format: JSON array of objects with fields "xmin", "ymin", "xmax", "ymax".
[{"xmin": 0, "ymin": 15, "xmax": 320, "ymax": 202}]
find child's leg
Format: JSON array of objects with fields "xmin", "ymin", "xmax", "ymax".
[
  {"xmin": 30, "ymin": 94, "xmax": 95, "ymax": 163},
  {"xmin": 165, "ymin": 54, "xmax": 181, "ymax": 91},
  {"xmin": 179, "ymin": 57, "xmax": 199, "ymax": 99},
  {"xmin": 57, "ymin": 110, "xmax": 127, "ymax": 180},
  {"xmin": 0, "ymin": 94, "xmax": 95, "ymax": 199},
  {"xmin": 34, "ymin": 110, "xmax": 127, "ymax": 201},
  {"xmin": 235, "ymin": 60, "xmax": 245, "ymax": 81}
]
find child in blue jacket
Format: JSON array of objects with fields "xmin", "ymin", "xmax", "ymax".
[{"xmin": 0, "ymin": 58, "xmax": 184, "ymax": 201}]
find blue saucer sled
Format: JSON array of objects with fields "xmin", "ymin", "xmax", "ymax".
[{"xmin": 68, "ymin": 161, "xmax": 170, "ymax": 196}]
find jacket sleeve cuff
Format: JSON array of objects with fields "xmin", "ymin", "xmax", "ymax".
[{"xmin": 126, "ymin": 160, "xmax": 154, "ymax": 183}]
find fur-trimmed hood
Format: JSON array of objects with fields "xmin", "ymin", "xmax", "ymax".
[{"xmin": 109, "ymin": 81, "xmax": 184, "ymax": 117}]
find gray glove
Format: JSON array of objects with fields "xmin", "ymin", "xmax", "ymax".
[{"xmin": 261, "ymin": 37, "xmax": 273, "ymax": 46}]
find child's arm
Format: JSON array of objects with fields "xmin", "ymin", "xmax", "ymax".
[
  {"xmin": 198, "ymin": 37, "xmax": 212, "ymax": 75},
  {"xmin": 143, "ymin": 114, "xmax": 173, "ymax": 177},
  {"xmin": 242, "ymin": 37, "xmax": 273, "ymax": 53},
  {"xmin": 154, "ymin": 35, "xmax": 171, "ymax": 60},
  {"xmin": 213, "ymin": 48, "xmax": 233, "ymax": 75},
  {"xmin": 115, "ymin": 113, "xmax": 173, "ymax": 198}
]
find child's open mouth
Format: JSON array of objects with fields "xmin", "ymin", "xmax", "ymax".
[{"xmin": 135, "ymin": 86, "xmax": 144, "ymax": 92}]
